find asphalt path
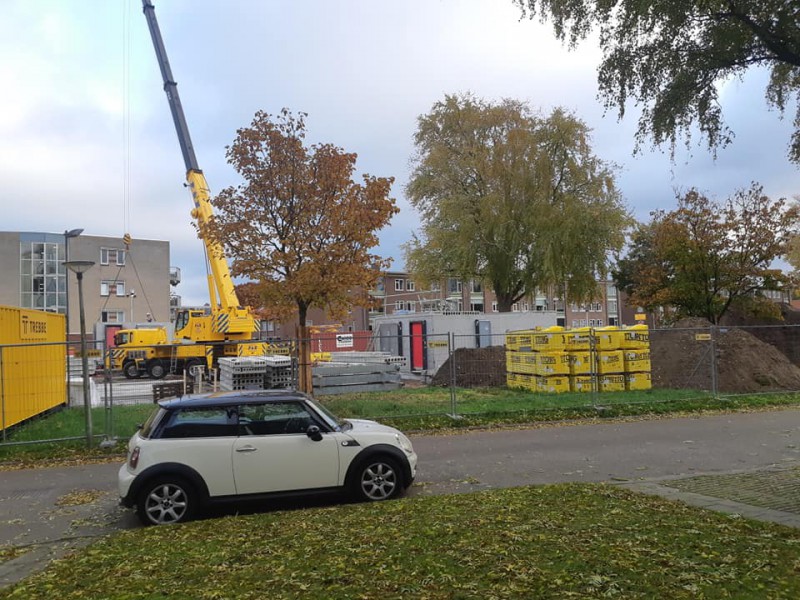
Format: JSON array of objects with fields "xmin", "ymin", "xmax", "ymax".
[{"xmin": 2, "ymin": 407, "xmax": 800, "ymax": 586}]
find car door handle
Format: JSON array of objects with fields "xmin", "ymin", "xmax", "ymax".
[{"xmin": 236, "ymin": 446, "xmax": 257, "ymax": 453}]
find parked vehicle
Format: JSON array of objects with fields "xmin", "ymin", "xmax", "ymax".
[{"xmin": 118, "ymin": 390, "xmax": 418, "ymax": 525}]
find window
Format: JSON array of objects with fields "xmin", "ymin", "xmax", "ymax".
[
  {"xmin": 471, "ymin": 280, "xmax": 483, "ymax": 293},
  {"xmin": 447, "ymin": 278, "xmax": 462, "ymax": 294},
  {"xmin": 607, "ymin": 300, "xmax": 618, "ymax": 314},
  {"xmin": 606, "ymin": 284, "xmax": 617, "ymax": 299},
  {"xmin": 407, "ymin": 301, "xmax": 416, "ymax": 313},
  {"xmin": 430, "ymin": 281, "xmax": 441, "ymax": 292},
  {"xmin": 101, "ymin": 247, "xmax": 126, "ymax": 266},
  {"xmin": 406, "ymin": 280, "xmax": 415, "ymax": 292},
  {"xmin": 375, "ymin": 277, "xmax": 385, "ymax": 293},
  {"xmin": 100, "ymin": 280, "xmax": 125, "ymax": 297},
  {"xmin": 19, "ymin": 240, "xmax": 65, "ymax": 314},
  {"xmin": 101, "ymin": 310, "xmax": 124, "ymax": 323},
  {"xmin": 470, "ymin": 302, "xmax": 484, "ymax": 312},
  {"xmin": 592, "ymin": 302, "xmax": 602, "ymax": 312},
  {"xmin": 511, "ymin": 303, "xmax": 519, "ymax": 312},
  {"xmin": 395, "ymin": 301, "xmax": 405, "ymax": 312},
  {"xmin": 159, "ymin": 407, "xmax": 237, "ymax": 438},
  {"xmin": 522, "ymin": 302, "xmax": 529, "ymax": 312},
  {"xmin": 239, "ymin": 402, "xmax": 315, "ymax": 435},
  {"xmin": 394, "ymin": 279, "xmax": 405, "ymax": 292},
  {"xmin": 491, "ymin": 301, "xmax": 498, "ymax": 313},
  {"xmin": 589, "ymin": 319, "xmax": 604, "ymax": 327}
]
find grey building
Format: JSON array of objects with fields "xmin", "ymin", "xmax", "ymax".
[{"xmin": 0, "ymin": 231, "xmax": 173, "ymax": 341}]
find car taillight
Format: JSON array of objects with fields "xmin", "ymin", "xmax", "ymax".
[{"xmin": 129, "ymin": 447, "xmax": 140, "ymax": 469}]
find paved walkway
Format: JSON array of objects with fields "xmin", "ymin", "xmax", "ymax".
[{"xmin": 2, "ymin": 407, "xmax": 800, "ymax": 587}]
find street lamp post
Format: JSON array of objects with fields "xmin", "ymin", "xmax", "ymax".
[
  {"xmin": 64, "ymin": 259, "xmax": 95, "ymax": 448},
  {"xmin": 63, "ymin": 228, "xmax": 83, "ymax": 339}
]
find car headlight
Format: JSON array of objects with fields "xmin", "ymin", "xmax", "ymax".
[{"xmin": 396, "ymin": 433, "xmax": 414, "ymax": 454}]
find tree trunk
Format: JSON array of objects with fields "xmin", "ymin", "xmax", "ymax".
[
  {"xmin": 495, "ymin": 293, "xmax": 515, "ymax": 313},
  {"xmin": 296, "ymin": 303, "xmax": 313, "ymax": 395}
]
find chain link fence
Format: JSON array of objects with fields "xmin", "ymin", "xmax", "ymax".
[{"xmin": 2, "ymin": 323, "xmax": 800, "ymax": 449}]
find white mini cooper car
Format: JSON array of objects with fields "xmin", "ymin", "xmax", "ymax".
[{"xmin": 118, "ymin": 390, "xmax": 418, "ymax": 525}]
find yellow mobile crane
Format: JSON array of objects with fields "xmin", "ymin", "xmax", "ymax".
[{"xmin": 110, "ymin": 0, "xmax": 261, "ymax": 379}]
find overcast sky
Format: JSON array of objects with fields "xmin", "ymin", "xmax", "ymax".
[{"xmin": 2, "ymin": 0, "xmax": 797, "ymax": 307}]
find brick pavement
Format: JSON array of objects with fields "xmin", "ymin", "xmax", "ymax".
[{"xmin": 620, "ymin": 466, "xmax": 800, "ymax": 529}]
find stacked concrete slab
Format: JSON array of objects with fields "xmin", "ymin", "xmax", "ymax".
[
  {"xmin": 326, "ymin": 351, "xmax": 406, "ymax": 367},
  {"xmin": 264, "ymin": 355, "xmax": 293, "ymax": 388},
  {"xmin": 219, "ymin": 357, "xmax": 268, "ymax": 391},
  {"xmin": 313, "ymin": 362, "xmax": 402, "ymax": 396}
]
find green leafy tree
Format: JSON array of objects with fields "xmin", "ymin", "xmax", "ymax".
[
  {"xmin": 515, "ymin": 1, "xmax": 800, "ymax": 163},
  {"xmin": 405, "ymin": 93, "xmax": 629, "ymax": 311},
  {"xmin": 614, "ymin": 184, "xmax": 799, "ymax": 323}
]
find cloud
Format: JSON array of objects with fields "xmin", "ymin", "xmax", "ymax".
[{"xmin": 2, "ymin": 0, "xmax": 797, "ymax": 307}]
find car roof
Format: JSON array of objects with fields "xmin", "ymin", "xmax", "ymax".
[{"xmin": 159, "ymin": 389, "xmax": 309, "ymax": 410}]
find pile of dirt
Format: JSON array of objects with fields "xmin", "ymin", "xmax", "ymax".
[
  {"xmin": 431, "ymin": 346, "xmax": 506, "ymax": 387},
  {"xmin": 651, "ymin": 317, "xmax": 800, "ymax": 393}
]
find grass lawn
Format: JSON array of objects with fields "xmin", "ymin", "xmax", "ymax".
[
  {"xmin": 2, "ymin": 484, "xmax": 799, "ymax": 599},
  {"xmin": 2, "ymin": 388, "xmax": 800, "ymax": 464}
]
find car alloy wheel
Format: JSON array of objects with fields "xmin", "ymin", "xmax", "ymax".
[
  {"xmin": 358, "ymin": 458, "xmax": 400, "ymax": 501},
  {"xmin": 139, "ymin": 479, "xmax": 193, "ymax": 525}
]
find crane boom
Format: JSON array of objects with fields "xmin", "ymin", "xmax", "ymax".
[{"xmin": 141, "ymin": 0, "xmax": 257, "ymax": 336}]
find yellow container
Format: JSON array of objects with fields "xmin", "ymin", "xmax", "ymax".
[
  {"xmin": 570, "ymin": 375, "xmax": 595, "ymax": 393},
  {"xmin": 625, "ymin": 372, "xmax": 652, "ymax": 391},
  {"xmin": 620, "ymin": 325, "xmax": 649, "ymax": 349},
  {"xmin": 568, "ymin": 351, "xmax": 593, "ymax": 375},
  {"xmin": 517, "ymin": 352, "xmax": 538, "ymax": 375},
  {"xmin": 509, "ymin": 373, "xmax": 536, "ymax": 391},
  {"xmin": 564, "ymin": 327, "xmax": 593, "ymax": 351},
  {"xmin": 599, "ymin": 374, "xmax": 626, "ymax": 392},
  {"xmin": 531, "ymin": 326, "xmax": 566, "ymax": 351},
  {"xmin": 536, "ymin": 375, "xmax": 570, "ymax": 394},
  {"xmin": 623, "ymin": 350, "xmax": 651, "ymax": 373},
  {"xmin": 595, "ymin": 326, "xmax": 622, "ymax": 351},
  {"xmin": 506, "ymin": 329, "xmax": 536, "ymax": 352},
  {"xmin": 534, "ymin": 351, "xmax": 570, "ymax": 376},
  {"xmin": 597, "ymin": 350, "xmax": 625, "ymax": 374},
  {"xmin": 0, "ymin": 306, "xmax": 67, "ymax": 430}
]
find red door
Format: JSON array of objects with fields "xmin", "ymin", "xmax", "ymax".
[
  {"xmin": 105, "ymin": 325, "xmax": 122, "ymax": 348},
  {"xmin": 409, "ymin": 321, "xmax": 427, "ymax": 371}
]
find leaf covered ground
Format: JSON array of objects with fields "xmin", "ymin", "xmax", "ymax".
[{"xmin": 3, "ymin": 484, "xmax": 799, "ymax": 599}]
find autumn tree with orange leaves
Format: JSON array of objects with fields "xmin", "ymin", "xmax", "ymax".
[
  {"xmin": 613, "ymin": 184, "xmax": 799, "ymax": 324},
  {"xmin": 206, "ymin": 110, "xmax": 397, "ymax": 388}
]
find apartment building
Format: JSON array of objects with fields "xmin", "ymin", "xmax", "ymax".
[{"xmin": 0, "ymin": 231, "xmax": 175, "ymax": 341}]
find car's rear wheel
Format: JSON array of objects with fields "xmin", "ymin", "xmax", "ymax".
[
  {"xmin": 351, "ymin": 456, "xmax": 403, "ymax": 502},
  {"xmin": 136, "ymin": 477, "xmax": 196, "ymax": 526}
]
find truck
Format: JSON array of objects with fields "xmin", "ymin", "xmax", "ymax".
[{"xmin": 109, "ymin": 0, "xmax": 263, "ymax": 379}]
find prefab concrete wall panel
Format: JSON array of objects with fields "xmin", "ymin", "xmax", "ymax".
[{"xmin": 0, "ymin": 305, "xmax": 66, "ymax": 430}]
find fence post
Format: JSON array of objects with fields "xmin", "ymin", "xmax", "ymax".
[
  {"xmin": 448, "ymin": 332, "xmax": 458, "ymax": 418},
  {"xmin": 103, "ymin": 342, "xmax": 114, "ymax": 442},
  {"xmin": 710, "ymin": 325, "xmax": 718, "ymax": 397},
  {"xmin": 1, "ymin": 346, "xmax": 6, "ymax": 442},
  {"xmin": 590, "ymin": 327, "xmax": 599, "ymax": 407}
]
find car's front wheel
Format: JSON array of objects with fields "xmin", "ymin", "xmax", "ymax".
[
  {"xmin": 136, "ymin": 477, "xmax": 196, "ymax": 525},
  {"xmin": 351, "ymin": 456, "xmax": 403, "ymax": 502}
]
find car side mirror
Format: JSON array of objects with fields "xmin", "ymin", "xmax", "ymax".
[{"xmin": 306, "ymin": 425, "xmax": 323, "ymax": 442}]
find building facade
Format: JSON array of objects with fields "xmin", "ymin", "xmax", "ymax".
[{"xmin": 0, "ymin": 231, "xmax": 173, "ymax": 340}]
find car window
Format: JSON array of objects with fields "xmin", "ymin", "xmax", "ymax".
[
  {"xmin": 239, "ymin": 402, "xmax": 315, "ymax": 436},
  {"xmin": 159, "ymin": 406, "xmax": 237, "ymax": 439}
]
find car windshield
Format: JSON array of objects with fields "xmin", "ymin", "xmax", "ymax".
[
  {"xmin": 306, "ymin": 397, "xmax": 345, "ymax": 431},
  {"xmin": 139, "ymin": 407, "xmax": 164, "ymax": 439}
]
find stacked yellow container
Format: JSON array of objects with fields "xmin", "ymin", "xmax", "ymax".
[
  {"xmin": 621, "ymin": 324, "xmax": 651, "ymax": 390},
  {"xmin": 505, "ymin": 326, "xmax": 569, "ymax": 392},
  {"xmin": 507, "ymin": 323, "xmax": 652, "ymax": 394}
]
